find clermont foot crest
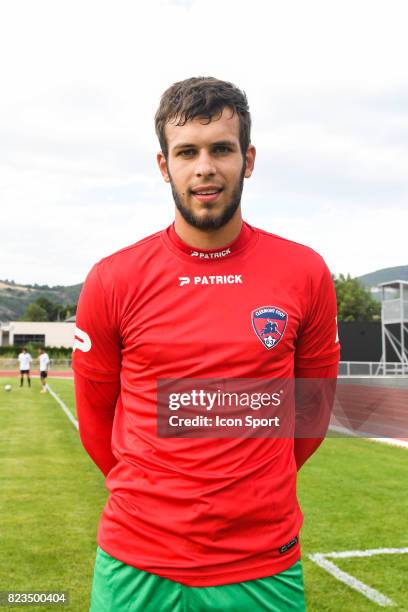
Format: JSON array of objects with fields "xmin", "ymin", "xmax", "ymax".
[{"xmin": 252, "ymin": 306, "xmax": 288, "ymax": 350}]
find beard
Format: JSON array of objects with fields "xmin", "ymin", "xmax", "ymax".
[{"xmin": 169, "ymin": 164, "xmax": 246, "ymax": 231}]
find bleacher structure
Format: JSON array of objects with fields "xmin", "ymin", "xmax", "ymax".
[
  {"xmin": 339, "ymin": 279, "xmax": 408, "ymax": 377},
  {"xmin": 378, "ymin": 280, "xmax": 408, "ymax": 374}
]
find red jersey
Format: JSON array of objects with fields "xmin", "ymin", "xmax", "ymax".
[{"xmin": 72, "ymin": 221, "xmax": 339, "ymax": 586}]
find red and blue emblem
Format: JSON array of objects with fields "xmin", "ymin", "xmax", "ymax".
[{"xmin": 252, "ymin": 306, "xmax": 288, "ymax": 350}]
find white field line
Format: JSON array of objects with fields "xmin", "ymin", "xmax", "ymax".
[
  {"xmin": 329, "ymin": 425, "xmax": 408, "ymax": 449},
  {"xmin": 46, "ymin": 384, "xmax": 78, "ymax": 430},
  {"xmin": 309, "ymin": 548, "xmax": 408, "ymax": 607},
  {"xmin": 367, "ymin": 438, "xmax": 408, "ymax": 449},
  {"xmin": 324, "ymin": 548, "xmax": 408, "ymax": 558}
]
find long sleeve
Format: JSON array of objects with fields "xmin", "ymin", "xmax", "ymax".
[
  {"xmin": 294, "ymin": 263, "xmax": 340, "ymax": 470},
  {"xmin": 74, "ymin": 371, "xmax": 120, "ymax": 476},
  {"xmin": 72, "ymin": 262, "xmax": 122, "ymax": 476},
  {"xmin": 293, "ymin": 363, "xmax": 338, "ymax": 470}
]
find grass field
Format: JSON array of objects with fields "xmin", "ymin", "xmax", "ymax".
[{"xmin": 0, "ymin": 376, "xmax": 407, "ymax": 611}]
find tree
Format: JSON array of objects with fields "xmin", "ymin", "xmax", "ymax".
[
  {"xmin": 35, "ymin": 297, "xmax": 58, "ymax": 320},
  {"xmin": 63, "ymin": 303, "xmax": 77, "ymax": 319},
  {"xmin": 21, "ymin": 303, "xmax": 48, "ymax": 322},
  {"xmin": 334, "ymin": 274, "xmax": 381, "ymax": 322},
  {"xmin": 20, "ymin": 298, "xmax": 77, "ymax": 321}
]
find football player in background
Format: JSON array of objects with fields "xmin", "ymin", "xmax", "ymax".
[
  {"xmin": 18, "ymin": 347, "xmax": 32, "ymax": 388},
  {"xmin": 39, "ymin": 348, "xmax": 50, "ymax": 393}
]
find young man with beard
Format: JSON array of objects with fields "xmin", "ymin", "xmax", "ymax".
[{"xmin": 73, "ymin": 77, "xmax": 339, "ymax": 611}]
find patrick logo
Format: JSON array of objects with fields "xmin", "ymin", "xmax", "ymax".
[
  {"xmin": 252, "ymin": 306, "xmax": 288, "ymax": 350},
  {"xmin": 73, "ymin": 326, "xmax": 92, "ymax": 353}
]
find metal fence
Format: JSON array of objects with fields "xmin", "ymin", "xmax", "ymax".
[
  {"xmin": 339, "ymin": 361, "xmax": 408, "ymax": 376},
  {"xmin": 0, "ymin": 358, "xmax": 72, "ymax": 371}
]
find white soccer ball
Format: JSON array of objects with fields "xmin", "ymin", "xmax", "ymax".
[{"xmin": 4, "ymin": 384, "xmax": 12, "ymax": 392}]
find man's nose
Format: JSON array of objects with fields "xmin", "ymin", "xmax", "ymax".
[{"xmin": 194, "ymin": 151, "xmax": 216, "ymax": 176}]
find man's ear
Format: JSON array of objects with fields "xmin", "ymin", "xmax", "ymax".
[
  {"xmin": 244, "ymin": 144, "xmax": 256, "ymax": 178},
  {"xmin": 157, "ymin": 152, "xmax": 170, "ymax": 183}
]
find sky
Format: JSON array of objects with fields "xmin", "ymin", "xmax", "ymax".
[{"xmin": 1, "ymin": 0, "xmax": 407, "ymax": 286}]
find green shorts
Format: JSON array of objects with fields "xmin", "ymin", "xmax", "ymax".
[{"xmin": 90, "ymin": 547, "xmax": 306, "ymax": 611}]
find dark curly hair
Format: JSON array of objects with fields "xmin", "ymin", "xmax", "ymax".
[{"xmin": 155, "ymin": 76, "xmax": 251, "ymax": 158}]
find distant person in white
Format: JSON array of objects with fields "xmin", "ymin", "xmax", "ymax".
[
  {"xmin": 39, "ymin": 348, "xmax": 50, "ymax": 393},
  {"xmin": 18, "ymin": 348, "xmax": 32, "ymax": 387}
]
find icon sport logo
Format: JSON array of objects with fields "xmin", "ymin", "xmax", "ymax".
[{"xmin": 252, "ymin": 306, "xmax": 288, "ymax": 350}]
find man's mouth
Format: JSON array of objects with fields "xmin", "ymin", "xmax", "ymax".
[{"xmin": 191, "ymin": 186, "xmax": 224, "ymax": 203}]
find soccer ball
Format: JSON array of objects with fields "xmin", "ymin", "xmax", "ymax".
[{"xmin": 4, "ymin": 384, "xmax": 12, "ymax": 392}]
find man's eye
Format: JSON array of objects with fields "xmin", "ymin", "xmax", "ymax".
[
  {"xmin": 178, "ymin": 149, "xmax": 195, "ymax": 157},
  {"xmin": 214, "ymin": 146, "xmax": 231, "ymax": 153}
]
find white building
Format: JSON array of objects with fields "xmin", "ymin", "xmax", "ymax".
[{"xmin": 0, "ymin": 321, "xmax": 75, "ymax": 348}]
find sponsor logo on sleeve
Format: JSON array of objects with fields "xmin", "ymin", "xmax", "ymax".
[
  {"xmin": 252, "ymin": 306, "xmax": 288, "ymax": 350},
  {"xmin": 73, "ymin": 327, "xmax": 92, "ymax": 353}
]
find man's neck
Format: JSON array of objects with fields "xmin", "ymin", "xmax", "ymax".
[{"xmin": 174, "ymin": 210, "xmax": 243, "ymax": 250}]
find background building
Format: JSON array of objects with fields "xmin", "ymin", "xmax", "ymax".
[{"xmin": 0, "ymin": 321, "xmax": 75, "ymax": 348}]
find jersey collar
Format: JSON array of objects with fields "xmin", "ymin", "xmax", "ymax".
[{"xmin": 163, "ymin": 221, "xmax": 256, "ymax": 262}]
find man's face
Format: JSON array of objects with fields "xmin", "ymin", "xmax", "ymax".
[{"xmin": 157, "ymin": 109, "xmax": 255, "ymax": 231}]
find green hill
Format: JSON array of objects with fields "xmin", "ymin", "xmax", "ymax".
[
  {"xmin": 1, "ymin": 264, "xmax": 406, "ymax": 322},
  {"xmin": 357, "ymin": 265, "xmax": 408, "ymax": 290},
  {"xmin": 0, "ymin": 280, "xmax": 82, "ymax": 321}
]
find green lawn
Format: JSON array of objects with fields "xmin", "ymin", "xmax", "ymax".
[
  {"xmin": 47, "ymin": 378, "xmax": 78, "ymax": 417},
  {"xmin": 0, "ymin": 376, "xmax": 407, "ymax": 611},
  {"xmin": 0, "ymin": 377, "xmax": 106, "ymax": 611},
  {"xmin": 298, "ymin": 438, "xmax": 408, "ymax": 610}
]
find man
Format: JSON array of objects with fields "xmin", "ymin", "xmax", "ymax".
[
  {"xmin": 73, "ymin": 77, "xmax": 340, "ymax": 611},
  {"xmin": 18, "ymin": 348, "xmax": 32, "ymax": 387},
  {"xmin": 38, "ymin": 348, "xmax": 50, "ymax": 393}
]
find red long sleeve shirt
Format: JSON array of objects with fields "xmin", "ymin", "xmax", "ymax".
[{"xmin": 73, "ymin": 222, "xmax": 339, "ymax": 586}]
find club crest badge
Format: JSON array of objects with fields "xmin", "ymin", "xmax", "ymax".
[{"xmin": 252, "ymin": 306, "xmax": 288, "ymax": 350}]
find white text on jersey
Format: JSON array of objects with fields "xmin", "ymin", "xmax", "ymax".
[
  {"xmin": 179, "ymin": 275, "xmax": 243, "ymax": 286},
  {"xmin": 190, "ymin": 248, "xmax": 231, "ymax": 259}
]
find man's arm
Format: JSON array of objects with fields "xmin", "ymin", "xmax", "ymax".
[
  {"xmin": 294, "ymin": 262, "xmax": 340, "ymax": 470},
  {"xmin": 72, "ymin": 263, "xmax": 122, "ymax": 476},
  {"xmin": 74, "ymin": 372, "xmax": 120, "ymax": 476},
  {"xmin": 293, "ymin": 363, "xmax": 338, "ymax": 470}
]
